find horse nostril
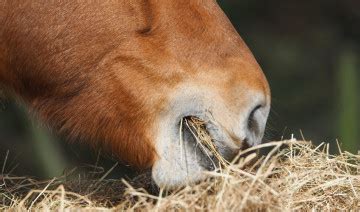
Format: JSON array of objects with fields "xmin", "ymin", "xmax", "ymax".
[{"xmin": 247, "ymin": 104, "xmax": 262, "ymax": 134}]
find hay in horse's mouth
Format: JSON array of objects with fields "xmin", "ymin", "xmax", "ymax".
[{"xmin": 182, "ymin": 116, "xmax": 230, "ymax": 167}]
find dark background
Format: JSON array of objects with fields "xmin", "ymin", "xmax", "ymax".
[{"xmin": 0, "ymin": 1, "xmax": 359, "ymax": 178}]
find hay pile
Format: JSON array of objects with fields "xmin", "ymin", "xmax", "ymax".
[{"xmin": 1, "ymin": 139, "xmax": 359, "ymax": 210}]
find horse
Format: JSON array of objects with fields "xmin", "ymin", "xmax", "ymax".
[{"xmin": 0, "ymin": 0, "xmax": 270, "ymax": 188}]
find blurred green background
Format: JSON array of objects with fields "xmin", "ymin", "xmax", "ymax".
[{"xmin": 0, "ymin": 0, "xmax": 359, "ymax": 178}]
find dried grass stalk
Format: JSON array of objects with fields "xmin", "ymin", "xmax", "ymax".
[
  {"xmin": 184, "ymin": 117, "xmax": 230, "ymax": 167},
  {"xmin": 1, "ymin": 124, "xmax": 359, "ymax": 211}
]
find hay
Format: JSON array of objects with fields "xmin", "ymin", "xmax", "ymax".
[
  {"xmin": 1, "ymin": 139, "xmax": 359, "ymax": 211},
  {"xmin": 184, "ymin": 116, "xmax": 230, "ymax": 167}
]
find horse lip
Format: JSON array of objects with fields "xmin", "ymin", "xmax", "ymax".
[{"xmin": 181, "ymin": 116, "xmax": 241, "ymax": 170}]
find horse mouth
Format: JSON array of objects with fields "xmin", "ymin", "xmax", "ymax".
[{"xmin": 180, "ymin": 116, "xmax": 248, "ymax": 170}]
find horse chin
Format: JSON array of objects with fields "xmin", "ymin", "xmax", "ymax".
[
  {"xmin": 151, "ymin": 117, "xmax": 207, "ymax": 188},
  {"xmin": 151, "ymin": 158, "xmax": 206, "ymax": 189}
]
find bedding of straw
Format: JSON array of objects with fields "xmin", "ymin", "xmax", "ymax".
[{"xmin": 0, "ymin": 118, "xmax": 359, "ymax": 211}]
